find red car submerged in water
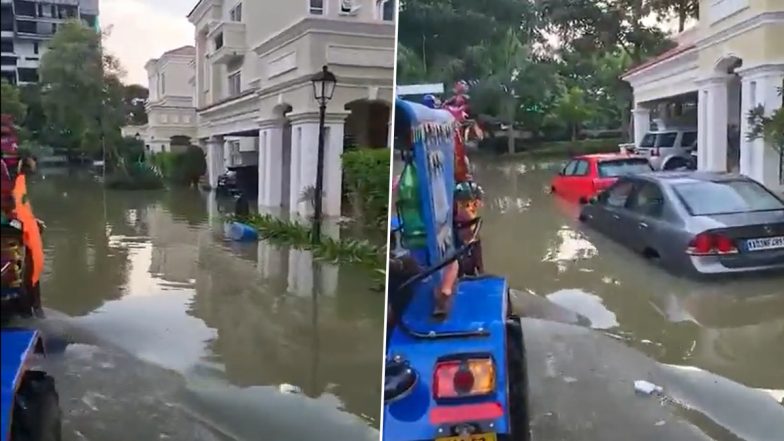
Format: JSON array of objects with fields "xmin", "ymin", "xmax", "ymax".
[{"xmin": 550, "ymin": 153, "xmax": 653, "ymax": 204}]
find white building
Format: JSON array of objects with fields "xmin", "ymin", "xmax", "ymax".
[
  {"xmin": 0, "ymin": 0, "xmax": 99, "ymax": 85},
  {"xmin": 187, "ymin": 0, "xmax": 396, "ymax": 218},
  {"xmin": 622, "ymin": 0, "xmax": 784, "ymax": 191},
  {"xmin": 129, "ymin": 45, "xmax": 200, "ymax": 154}
]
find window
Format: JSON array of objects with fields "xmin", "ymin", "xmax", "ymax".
[
  {"xmin": 573, "ymin": 160, "xmax": 590, "ymax": 176},
  {"xmin": 230, "ymin": 3, "xmax": 242, "ymax": 22},
  {"xmin": 214, "ymin": 33, "xmax": 224, "ymax": 50},
  {"xmin": 0, "ymin": 56, "xmax": 16, "ymax": 66},
  {"xmin": 228, "ymin": 71, "xmax": 241, "ymax": 97},
  {"xmin": 681, "ymin": 131, "xmax": 697, "ymax": 149},
  {"xmin": 657, "ymin": 132, "xmax": 677, "ymax": 148},
  {"xmin": 673, "ymin": 180, "xmax": 784, "ymax": 216},
  {"xmin": 377, "ymin": 0, "xmax": 394, "ymax": 21},
  {"xmin": 309, "ymin": 0, "xmax": 324, "ymax": 15},
  {"xmin": 561, "ymin": 160, "xmax": 578, "ymax": 176},
  {"xmin": 0, "ymin": 41, "xmax": 13, "ymax": 53},
  {"xmin": 627, "ymin": 183, "xmax": 665, "ymax": 217},
  {"xmin": 160, "ymin": 73, "xmax": 166, "ymax": 95},
  {"xmin": 598, "ymin": 159, "xmax": 653, "ymax": 178},
  {"xmin": 17, "ymin": 68, "xmax": 38, "ymax": 83},
  {"xmin": 602, "ymin": 180, "xmax": 635, "ymax": 208}
]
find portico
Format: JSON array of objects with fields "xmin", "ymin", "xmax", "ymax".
[{"xmin": 622, "ymin": 1, "xmax": 784, "ymax": 191}]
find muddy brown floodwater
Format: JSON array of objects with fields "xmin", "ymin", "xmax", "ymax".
[
  {"xmin": 471, "ymin": 156, "xmax": 784, "ymax": 440},
  {"xmin": 26, "ymin": 170, "xmax": 384, "ymax": 441}
]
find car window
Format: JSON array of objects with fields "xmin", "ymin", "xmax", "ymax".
[
  {"xmin": 673, "ymin": 180, "xmax": 784, "ymax": 215},
  {"xmin": 681, "ymin": 131, "xmax": 697, "ymax": 148},
  {"xmin": 640, "ymin": 134, "xmax": 655, "ymax": 148},
  {"xmin": 598, "ymin": 159, "xmax": 653, "ymax": 177},
  {"xmin": 627, "ymin": 182, "xmax": 665, "ymax": 217},
  {"xmin": 562, "ymin": 160, "xmax": 579, "ymax": 176},
  {"xmin": 603, "ymin": 180, "xmax": 635, "ymax": 208},
  {"xmin": 573, "ymin": 160, "xmax": 590, "ymax": 176},
  {"xmin": 656, "ymin": 132, "xmax": 677, "ymax": 148}
]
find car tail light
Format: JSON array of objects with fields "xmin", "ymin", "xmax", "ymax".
[
  {"xmin": 687, "ymin": 232, "xmax": 738, "ymax": 256},
  {"xmin": 433, "ymin": 358, "xmax": 495, "ymax": 399}
]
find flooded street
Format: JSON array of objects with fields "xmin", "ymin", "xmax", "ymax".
[
  {"xmin": 471, "ymin": 156, "xmax": 784, "ymax": 440},
  {"xmin": 27, "ymin": 171, "xmax": 383, "ymax": 441}
]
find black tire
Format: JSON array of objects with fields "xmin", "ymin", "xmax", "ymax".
[
  {"xmin": 662, "ymin": 157, "xmax": 689, "ymax": 171},
  {"xmin": 11, "ymin": 371, "xmax": 62, "ymax": 441},
  {"xmin": 506, "ymin": 314, "xmax": 530, "ymax": 441}
]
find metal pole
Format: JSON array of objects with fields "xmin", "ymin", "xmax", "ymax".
[{"xmin": 312, "ymin": 95, "xmax": 327, "ymax": 244}]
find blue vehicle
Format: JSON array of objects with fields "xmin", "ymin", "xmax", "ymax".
[{"xmin": 384, "ymin": 99, "xmax": 529, "ymax": 441}]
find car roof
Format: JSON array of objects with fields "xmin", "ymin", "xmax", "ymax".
[
  {"xmin": 630, "ymin": 171, "xmax": 748, "ymax": 186},
  {"xmin": 575, "ymin": 153, "xmax": 643, "ymax": 161}
]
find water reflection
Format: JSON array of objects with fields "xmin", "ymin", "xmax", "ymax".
[
  {"xmin": 28, "ymin": 172, "xmax": 384, "ymax": 438},
  {"xmin": 475, "ymin": 157, "xmax": 784, "ymax": 390}
]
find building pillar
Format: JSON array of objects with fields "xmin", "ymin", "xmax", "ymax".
[
  {"xmin": 697, "ymin": 76, "xmax": 731, "ymax": 172},
  {"xmin": 632, "ymin": 105, "xmax": 651, "ymax": 148},
  {"xmin": 323, "ymin": 120, "xmax": 345, "ymax": 217},
  {"xmin": 258, "ymin": 120, "xmax": 285, "ymax": 210},
  {"xmin": 206, "ymin": 135, "xmax": 225, "ymax": 189},
  {"xmin": 739, "ymin": 65, "xmax": 784, "ymax": 190},
  {"xmin": 289, "ymin": 115, "xmax": 321, "ymax": 218}
]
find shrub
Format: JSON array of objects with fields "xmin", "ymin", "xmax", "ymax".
[
  {"xmin": 149, "ymin": 145, "xmax": 206, "ymax": 186},
  {"xmin": 105, "ymin": 162, "xmax": 163, "ymax": 190},
  {"xmin": 342, "ymin": 148, "xmax": 390, "ymax": 225}
]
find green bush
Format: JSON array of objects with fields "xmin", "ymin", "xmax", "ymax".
[
  {"xmin": 342, "ymin": 148, "xmax": 390, "ymax": 225},
  {"xmin": 150, "ymin": 145, "xmax": 206, "ymax": 186},
  {"xmin": 105, "ymin": 162, "xmax": 164, "ymax": 190}
]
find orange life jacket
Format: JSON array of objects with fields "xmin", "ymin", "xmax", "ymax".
[{"xmin": 12, "ymin": 174, "xmax": 44, "ymax": 285}]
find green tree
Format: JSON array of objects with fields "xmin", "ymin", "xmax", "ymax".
[
  {"xmin": 0, "ymin": 79, "xmax": 27, "ymax": 122},
  {"xmin": 549, "ymin": 85, "xmax": 594, "ymax": 141},
  {"xmin": 123, "ymin": 84, "xmax": 149, "ymax": 125},
  {"xmin": 650, "ymin": 0, "xmax": 699, "ymax": 32},
  {"xmin": 747, "ymin": 87, "xmax": 784, "ymax": 183}
]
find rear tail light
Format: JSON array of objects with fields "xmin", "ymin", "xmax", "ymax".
[
  {"xmin": 687, "ymin": 232, "xmax": 738, "ymax": 256},
  {"xmin": 433, "ymin": 358, "xmax": 495, "ymax": 399}
]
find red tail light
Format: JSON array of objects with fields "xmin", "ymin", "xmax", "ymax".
[
  {"xmin": 433, "ymin": 358, "xmax": 495, "ymax": 399},
  {"xmin": 687, "ymin": 233, "xmax": 738, "ymax": 256}
]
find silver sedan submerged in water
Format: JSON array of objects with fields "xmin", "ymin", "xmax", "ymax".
[{"xmin": 578, "ymin": 171, "xmax": 784, "ymax": 276}]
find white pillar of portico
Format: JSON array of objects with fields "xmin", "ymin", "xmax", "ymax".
[
  {"xmin": 697, "ymin": 75, "xmax": 731, "ymax": 172},
  {"xmin": 258, "ymin": 119, "xmax": 285, "ymax": 211},
  {"xmin": 288, "ymin": 112, "xmax": 348, "ymax": 218},
  {"xmin": 632, "ymin": 105, "xmax": 651, "ymax": 148},
  {"xmin": 738, "ymin": 65, "xmax": 784, "ymax": 190},
  {"xmin": 206, "ymin": 135, "xmax": 225, "ymax": 189}
]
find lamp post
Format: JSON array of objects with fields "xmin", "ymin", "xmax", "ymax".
[{"xmin": 310, "ymin": 65, "xmax": 337, "ymax": 244}]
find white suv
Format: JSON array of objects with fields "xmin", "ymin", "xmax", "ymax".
[{"xmin": 635, "ymin": 127, "xmax": 697, "ymax": 170}]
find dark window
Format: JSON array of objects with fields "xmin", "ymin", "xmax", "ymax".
[
  {"xmin": 681, "ymin": 131, "xmax": 697, "ymax": 148},
  {"xmin": 0, "ymin": 40, "xmax": 13, "ymax": 53},
  {"xmin": 656, "ymin": 132, "xmax": 677, "ymax": 148},
  {"xmin": 14, "ymin": 1, "xmax": 36, "ymax": 17},
  {"xmin": 673, "ymin": 180, "xmax": 784, "ymax": 216},
  {"xmin": 82, "ymin": 15, "xmax": 97, "ymax": 28},
  {"xmin": 0, "ymin": 7, "xmax": 13, "ymax": 31},
  {"xmin": 16, "ymin": 20, "xmax": 36, "ymax": 34},
  {"xmin": 214, "ymin": 33, "xmax": 223, "ymax": 50},
  {"xmin": 573, "ymin": 159, "xmax": 590, "ymax": 176},
  {"xmin": 25, "ymin": 56, "xmax": 38, "ymax": 61},
  {"xmin": 382, "ymin": 0, "xmax": 395, "ymax": 21},
  {"xmin": 0, "ymin": 56, "xmax": 16, "ymax": 66},
  {"xmin": 17, "ymin": 67, "xmax": 38, "ymax": 83},
  {"xmin": 640, "ymin": 133, "xmax": 655, "ymax": 148},
  {"xmin": 562, "ymin": 160, "xmax": 578, "ymax": 176},
  {"xmin": 0, "ymin": 71, "xmax": 15, "ymax": 85},
  {"xmin": 309, "ymin": 0, "xmax": 324, "ymax": 15},
  {"xmin": 602, "ymin": 180, "xmax": 635, "ymax": 208},
  {"xmin": 33, "ymin": 42, "xmax": 38, "ymax": 54},
  {"xmin": 627, "ymin": 183, "xmax": 665, "ymax": 217},
  {"xmin": 230, "ymin": 3, "xmax": 242, "ymax": 21},
  {"xmin": 598, "ymin": 158, "xmax": 653, "ymax": 178}
]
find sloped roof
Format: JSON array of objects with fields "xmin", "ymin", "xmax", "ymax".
[
  {"xmin": 162, "ymin": 45, "xmax": 196, "ymax": 57},
  {"xmin": 622, "ymin": 27, "xmax": 698, "ymax": 79}
]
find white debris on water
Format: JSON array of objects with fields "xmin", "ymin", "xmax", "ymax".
[
  {"xmin": 279, "ymin": 383, "xmax": 302, "ymax": 394},
  {"xmin": 634, "ymin": 380, "xmax": 663, "ymax": 396}
]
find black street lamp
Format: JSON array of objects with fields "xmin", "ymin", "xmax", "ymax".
[{"xmin": 310, "ymin": 65, "xmax": 337, "ymax": 244}]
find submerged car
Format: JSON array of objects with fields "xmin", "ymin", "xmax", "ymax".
[
  {"xmin": 216, "ymin": 170, "xmax": 238, "ymax": 195},
  {"xmin": 551, "ymin": 154, "xmax": 653, "ymax": 204},
  {"xmin": 579, "ymin": 172, "xmax": 784, "ymax": 276}
]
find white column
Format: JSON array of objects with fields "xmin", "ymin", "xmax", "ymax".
[
  {"xmin": 287, "ymin": 248, "xmax": 313, "ymax": 297},
  {"xmin": 289, "ymin": 124, "xmax": 302, "ymax": 216},
  {"xmin": 739, "ymin": 66, "xmax": 784, "ymax": 190},
  {"xmin": 632, "ymin": 105, "xmax": 650, "ymax": 148},
  {"xmin": 258, "ymin": 121, "xmax": 284, "ymax": 210},
  {"xmin": 323, "ymin": 119, "xmax": 345, "ymax": 217},
  {"xmin": 290, "ymin": 116, "xmax": 321, "ymax": 217},
  {"xmin": 257, "ymin": 239, "xmax": 283, "ymax": 279},
  {"xmin": 206, "ymin": 135, "xmax": 225, "ymax": 189},
  {"xmin": 698, "ymin": 76, "xmax": 730, "ymax": 172}
]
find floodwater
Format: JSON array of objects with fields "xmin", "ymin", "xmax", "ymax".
[
  {"xmin": 471, "ymin": 157, "xmax": 784, "ymax": 440},
  {"xmin": 26, "ymin": 170, "xmax": 384, "ymax": 441}
]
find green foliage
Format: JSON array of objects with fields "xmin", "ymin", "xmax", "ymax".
[
  {"xmin": 105, "ymin": 162, "xmax": 164, "ymax": 190},
  {"xmin": 747, "ymin": 87, "xmax": 784, "ymax": 182},
  {"xmin": 0, "ymin": 80, "xmax": 27, "ymax": 122},
  {"xmin": 239, "ymin": 213, "xmax": 384, "ymax": 271},
  {"xmin": 548, "ymin": 85, "xmax": 595, "ymax": 140},
  {"xmin": 149, "ymin": 145, "xmax": 207, "ymax": 187},
  {"xmin": 342, "ymin": 148, "xmax": 391, "ymax": 225},
  {"xmin": 123, "ymin": 84, "xmax": 149, "ymax": 125}
]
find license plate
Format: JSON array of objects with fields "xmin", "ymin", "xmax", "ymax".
[
  {"xmin": 746, "ymin": 236, "xmax": 784, "ymax": 251},
  {"xmin": 436, "ymin": 433, "xmax": 497, "ymax": 441}
]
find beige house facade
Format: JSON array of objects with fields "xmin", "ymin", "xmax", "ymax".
[
  {"xmin": 188, "ymin": 0, "xmax": 395, "ymax": 217},
  {"xmin": 622, "ymin": 0, "xmax": 784, "ymax": 191}
]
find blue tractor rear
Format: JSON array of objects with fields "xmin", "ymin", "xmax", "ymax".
[{"xmin": 385, "ymin": 99, "xmax": 529, "ymax": 441}]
